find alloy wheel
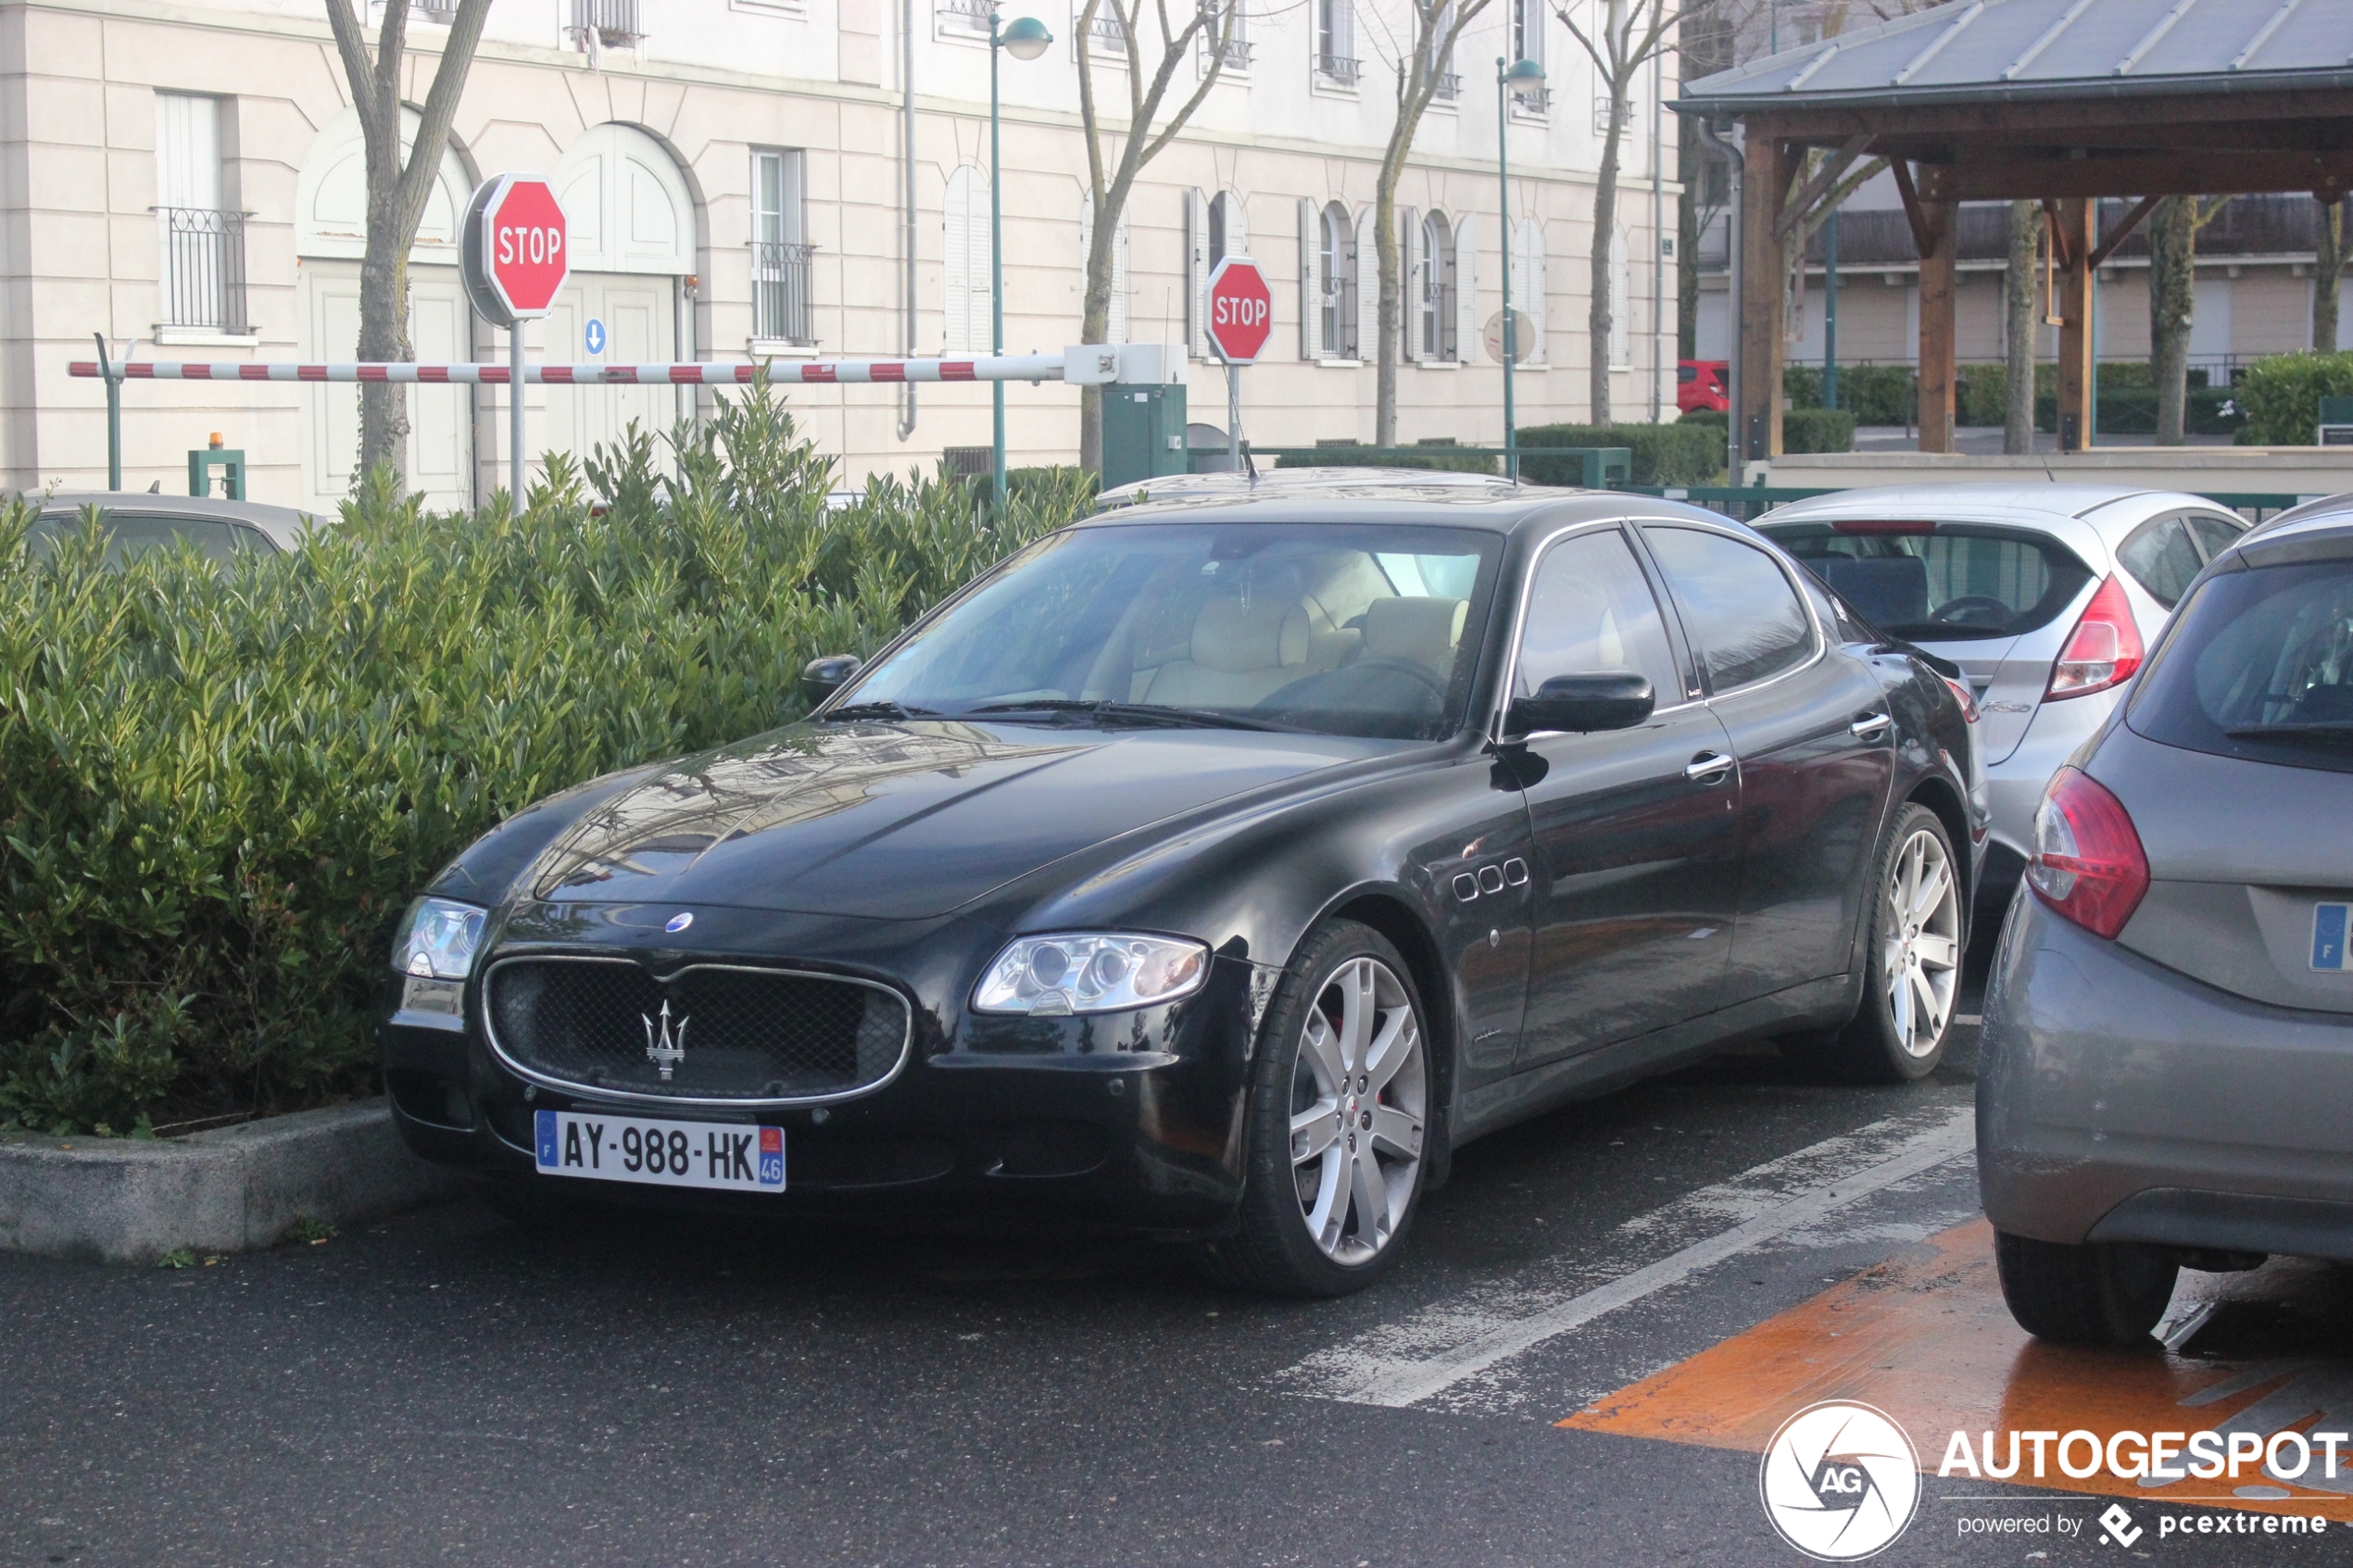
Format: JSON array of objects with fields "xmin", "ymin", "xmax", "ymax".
[
  {"xmin": 1881, "ymin": 827, "xmax": 1961, "ymax": 1058},
  {"xmin": 1287, "ymin": 956, "xmax": 1427, "ymax": 1265}
]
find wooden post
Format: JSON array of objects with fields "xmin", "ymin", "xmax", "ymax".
[
  {"xmin": 1738, "ymin": 132, "xmax": 1789, "ymax": 466},
  {"xmin": 2054, "ymin": 196, "xmax": 2096, "ymax": 454},
  {"xmin": 1916, "ymin": 195, "xmax": 1958, "ymax": 454}
]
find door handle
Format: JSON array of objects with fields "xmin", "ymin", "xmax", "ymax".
[
  {"xmin": 1685, "ymin": 751, "xmax": 1735, "ymax": 785},
  {"xmin": 1850, "ymin": 711, "xmax": 1894, "ymax": 740}
]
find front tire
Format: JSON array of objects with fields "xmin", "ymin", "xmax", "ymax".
[
  {"xmin": 1994, "ymin": 1230, "xmax": 2178, "ymax": 1346},
  {"xmin": 1784, "ymin": 802, "xmax": 1963, "ymax": 1084},
  {"xmin": 1195, "ymin": 921, "xmax": 1431, "ymax": 1298}
]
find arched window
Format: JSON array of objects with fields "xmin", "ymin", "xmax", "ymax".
[
  {"xmin": 1321, "ymin": 202, "xmax": 1355, "ymax": 358},
  {"xmin": 1419, "ymin": 210, "xmax": 1454, "ymax": 361}
]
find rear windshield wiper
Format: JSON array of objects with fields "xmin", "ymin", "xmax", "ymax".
[
  {"xmin": 816, "ymin": 700, "xmax": 938, "ymax": 722},
  {"xmin": 2225, "ymin": 721, "xmax": 2353, "ymax": 746},
  {"xmin": 965, "ymin": 698, "xmax": 1300, "ymax": 733}
]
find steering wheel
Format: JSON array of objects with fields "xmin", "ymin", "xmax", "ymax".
[
  {"xmin": 1931, "ymin": 595, "xmax": 2013, "ymax": 627},
  {"xmin": 1345, "ymin": 656, "xmax": 1450, "ymax": 699}
]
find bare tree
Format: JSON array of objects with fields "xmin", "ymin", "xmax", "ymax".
[
  {"xmin": 1557, "ymin": 0, "xmax": 1681, "ymax": 425},
  {"xmin": 1369, "ymin": 0, "xmax": 1498, "ymax": 445},
  {"xmin": 324, "ymin": 0, "xmax": 494, "ymax": 490},
  {"xmin": 2148, "ymin": 194, "xmax": 2229, "ymax": 445},
  {"xmin": 2318, "ymin": 194, "xmax": 2348, "ymax": 353},
  {"xmin": 2003, "ymin": 200, "xmax": 2041, "ymax": 456},
  {"xmin": 1074, "ymin": 0, "xmax": 1241, "ymax": 470}
]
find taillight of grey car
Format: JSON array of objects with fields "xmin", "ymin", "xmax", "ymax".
[
  {"xmin": 377, "ymin": 482, "xmax": 1981, "ymax": 1297},
  {"xmin": 1980, "ymin": 525, "xmax": 2353, "ymax": 1349}
]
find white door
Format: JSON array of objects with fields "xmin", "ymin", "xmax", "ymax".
[
  {"xmin": 299, "ymin": 259, "xmax": 472, "ymax": 512},
  {"xmin": 543, "ymin": 273, "xmax": 680, "ymax": 471}
]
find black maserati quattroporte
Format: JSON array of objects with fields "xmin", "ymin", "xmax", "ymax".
[{"xmin": 381, "ymin": 475, "xmax": 1983, "ymax": 1295}]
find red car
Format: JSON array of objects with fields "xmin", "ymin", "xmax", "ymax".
[{"xmin": 1679, "ymin": 358, "xmax": 1729, "ymax": 414}]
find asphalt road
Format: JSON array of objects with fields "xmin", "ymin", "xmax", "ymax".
[{"xmin": 7, "ymin": 961, "xmax": 2349, "ymax": 1566}]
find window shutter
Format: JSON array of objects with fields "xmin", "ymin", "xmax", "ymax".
[
  {"xmin": 1298, "ymin": 197, "xmax": 1320, "ymax": 361},
  {"xmin": 1453, "ymin": 211, "xmax": 1478, "ymax": 366},
  {"xmin": 1401, "ymin": 207, "xmax": 1421, "ymax": 361},
  {"xmin": 1185, "ymin": 187, "xmax": 1206, "ymax": 358},
  {"xmin": 944, "ymin": 167, "xmax": 972, "ymax": 352},
  {"xmin": 970, "ymin": 171, "xmax": 995, "ymax": 352},
  {"xmin": 1354, "ymin": 207, "xmax": 1378, "ymax": 363}
]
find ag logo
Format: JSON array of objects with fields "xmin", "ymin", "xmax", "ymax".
[{"xmin": 1759, "ymin": 1400, "xmax": 1920, "ymax": 1561}]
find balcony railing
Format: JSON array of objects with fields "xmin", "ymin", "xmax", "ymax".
[
  {"xmin": 1086, "ymin": 7, "xmax": 1127, "ymax": 50},
  {"xmin": 937, "ymin": 0, "xmax": 991, "ymax": 31},
  {"xmin": 1316, "ymin": 51, "xmax": 1359, "ymax": 85},
  {"xmin": 568, "ymin": 0, "xmax": 645, "ymax": 47},
  {"xmin": 1203, "ymin": 34, "xmax": 1251, "ymax": 69},
  {"xmin": 156, "ymin": 207, "xmax": 248, "ymax": 333},
  {"xmin": 1429, "ymin": 69, "xmax": 1460, "ymax": 100},
  {"xmin": 1511, "ymin": 82, "xmax": 1550, "ymax": 114},
  {"xmin": 750, "ymin": 241, "xmax": 816, "ymax": 346}
]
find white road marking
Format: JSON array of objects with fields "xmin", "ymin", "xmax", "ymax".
[{"xmin": 1278, "ymin": 1105, "xmax": 1977, "ymax": 1411}]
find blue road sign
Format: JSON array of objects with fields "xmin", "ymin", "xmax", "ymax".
[{"xmin": 585, "ymin": 318, "xmax": 607, "ymax": 356}]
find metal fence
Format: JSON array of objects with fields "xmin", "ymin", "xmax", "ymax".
[
  {"xmin": 750, "ymin": 241, "xmax": 816, "ymax": 346},
  {"xmin": 1316, "ymin": 51, "xmax": 1360, "ymax": 84},
  {"xmin": 569, "ymin": 0, "xmax": 644, "ymax": 45},
  {"xmin": 157, "ymin": 207, "xmax": 247, "ymax": 333}
]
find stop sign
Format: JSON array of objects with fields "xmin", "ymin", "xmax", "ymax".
[
  {"xmin": 462, "ymin": 174, "xmax": 569, "ymax": 324},
  {"xmin": 1204, "ymin": 257, "xmax": 1273, "ymax": 365}
]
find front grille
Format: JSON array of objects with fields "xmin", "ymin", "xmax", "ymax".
[{"xmin": 485, "ymin": 959, "xmax": 907, "ymax": 1102}]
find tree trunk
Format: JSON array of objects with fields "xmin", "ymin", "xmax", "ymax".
[
  {"xmin": 1375, "ymin": 174, "xmax": 1401, "ymax": 445},
  {"xmin": 2148, "ymin": 195, "xmax": 2196, "ymax": 446},
  {"xmin": 1589, "ymin": 87, "xmax": 1625, "ymax": 426},
  {"xmin": 1076, "ymin": 191, "xmax": 1120, "ymax": 472},
  {"xmin": 2317, "ymin": 195, "xmax": 2347, "ymax": 353},
  {"xmin": 2003, "ymin": 200, "xmax": 2040, "ymax": 456},
  {"xmin": 357, "ymin": 186, "xmax": 415, "ymax": 487}
]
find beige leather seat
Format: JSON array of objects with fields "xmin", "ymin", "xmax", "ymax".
[
  {"xmin": 1143, "ymin": 595, "xmax": 1316, "ymax": 709},
  {"xmin": 1360, "ymin": 596, "xmax": 1467, "ymax": 681}
]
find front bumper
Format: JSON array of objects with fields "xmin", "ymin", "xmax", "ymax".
[
  {"xmin": 377, "ymin": 913, "xmax": 1266, "ymax": 1236},
  {"xmin": 1977, "ymin": 893, "xmax": 2353, "ymax": 1258}
]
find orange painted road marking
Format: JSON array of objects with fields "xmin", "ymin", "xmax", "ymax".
[{"xmin": 1560, "ymin": 1220, "xmax": 2353, "ymax": 1520}]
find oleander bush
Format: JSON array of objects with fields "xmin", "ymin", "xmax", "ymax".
[{"xmin": 0, "ymin": 383, "xmax": 1089, "ymax": 1134}]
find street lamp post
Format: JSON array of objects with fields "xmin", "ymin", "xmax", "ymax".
[
  {"xmin": 1497, "ymin": 56, "xmax": 1545, "ymax": 483},
  {"xmin": 989, "ymin": 12, "xmax": 1052, "ymax": 508}
]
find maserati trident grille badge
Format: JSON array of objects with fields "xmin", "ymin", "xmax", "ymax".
[
  {"xmin": 643, "ymin": 998, "xmax": 688, "ymax": 1080},
  {"xmin": 664, "ymin": 911, "xmax": 695, "ymax": 934}
]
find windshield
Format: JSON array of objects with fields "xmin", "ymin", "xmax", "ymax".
[
  {"xmin": 841, "ymin": 521, "xmax": 1502, "ymax": 740},
  {"xmin": 2129, "ymin": 558, "xmax": 2353, "ymax": 775},
  {"xmin": 1759, "ymin": 522, "xmax": 2093, "ymax": 642}
]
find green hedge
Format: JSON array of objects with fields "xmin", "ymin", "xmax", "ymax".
[
  {"xmin": 0, "ymin": 387, "xmax": 1088, "ymax": 1134},
  {"xmin": 2235, "ymin": 351, "xmax": 2353, "ymax": 445},
  {"xmin": 1783, "ymin": 365, "xmax": 1917, "ymax": 426},
  {"xmin": 1274, "ymin": 441, "xmax": 1501, "ymax": 474},
  {"xmin": 1781, "ymin": 408, "xmax": 1856, "ymax": 454},
  {"xmin": 1516, "ymin": 422, "xmax": 1721, "ymax": 485}
]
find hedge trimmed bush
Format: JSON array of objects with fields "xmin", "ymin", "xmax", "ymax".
[
  {"xmin": 1274, "ymin": 441, "xmax": 1500, "ymax": 474},
  {"xmin": 1516, "ymin": 422, "xmax": 1721, "ymax": 485},
  {"xmin": 1783, "ymin": 365, "xmax": 1917, "ymax": 426},
  {"xmin": 1781, "ymin": 408, "xmax": 1856, "ymax": 454},
  {"xmin": 0, "ymin": 386, "xmax": 1088, "ymax": 1134},
  {"xmin": 2235, "ymin": 351, "xmax": 2353, "ymax": 445}
]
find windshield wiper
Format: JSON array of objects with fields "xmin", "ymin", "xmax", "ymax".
[
  {"xmin": 2225, "ymin": 721, "xmax": 2353, "ymax": 746},
  {"xmin": 816, "ymin": 700, "xmax": 938, "ymax": 722},
  {"xmin": 964, "ymin": 698, "xmax": 1299, "ymax": 733}
]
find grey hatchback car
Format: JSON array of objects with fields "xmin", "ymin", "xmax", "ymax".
[{"xmin": 1980, "ymin": 498, "xmax": 2353, "ymax": 1345}]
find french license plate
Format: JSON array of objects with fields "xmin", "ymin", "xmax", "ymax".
[
  {"xmin": 534, "ymin": 1110, "xmax": 784, "ymax": 1193},
  {"xmin": 2314, "ymin": 903, "xmax": 2349, "ymax": 972}
]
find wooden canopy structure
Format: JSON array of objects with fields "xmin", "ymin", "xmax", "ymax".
[{"xmin": 1680, "ymin": 0, "xmax": 2353, "ymax": 458}]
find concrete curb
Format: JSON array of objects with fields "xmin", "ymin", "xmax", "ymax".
[{"xmin": 0, "ymin": 1098, "xmax": 464, "ymax": 1264}]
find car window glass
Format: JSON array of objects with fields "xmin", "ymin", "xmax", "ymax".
[
  {"xmin": 848, "ymin": 522, "xmax": 1501, "ymax": 742},
  {"xmin": 1758, "ymin": 522, "xmax": 2095, "ymax": 642},
  {"xmin": 1515, "ymin": 529, "xmax": 1681, "ymax": 701},
  {"xmin": 1642, "ymin": 525, "xmax": 1814, "ymax": 692},
  {"xmin": 33, "ymin": 510, "xmax": 245, "ymax": 567},
  {"xmin": 2187, "ymin": 513, "xmax": 2246, "ymax": 563},
  {"xmin": 2128, "ymin": 559, "xmax": 2353, "ymax": 775},
  {"xmin": 2117, "ymin": 514, "xmax": 2205, "ymax": 608}
]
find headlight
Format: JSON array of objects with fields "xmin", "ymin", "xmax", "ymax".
[
  {"xmin": 973, "ymin": 933, "xmax": 1210, "ymax": 1016},
  {"xmin": 394, "ymin": 897, "xmax": 487, "ymax": 981}
]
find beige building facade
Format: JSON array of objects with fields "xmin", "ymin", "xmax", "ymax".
[{"xmin": 2, "ymin": 0, "xmax": 1680, "ymax": 508}]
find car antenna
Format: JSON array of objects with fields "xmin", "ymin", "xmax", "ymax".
[{"xmin": 1241, "ymin": 439, "xmax": 1258, "ymax": 484}]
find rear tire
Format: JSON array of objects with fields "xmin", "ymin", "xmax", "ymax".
[
  {"xmin": 1193, "ymin": 920, "xmax": 1431, "ymax": 1298},
  {"xmin": 1994, "ymin": 1230, "xmax": 2179, "ymax": 1347},
  {"xmin": 1781, "ymin": 803, "xmax": 1963, "ymax": 1084}
]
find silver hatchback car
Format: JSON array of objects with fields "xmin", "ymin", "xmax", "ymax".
[
  {"xmin": 1978, "ymin": 499, "xmax": 2353, "ymax": 1344},
  {"xmin": 1757, "ymin": 485, "xmax": 2247, "ymax": 921}
]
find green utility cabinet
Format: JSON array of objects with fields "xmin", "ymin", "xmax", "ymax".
[{"xmin": 1101, "ymin": 382, "xmax": 1189, "ymax": 489}]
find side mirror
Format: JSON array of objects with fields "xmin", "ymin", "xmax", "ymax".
[
  {"xmin": 1506, "ymin": 672, "xmax": 1655, "ymax": 736},
  {"xmin": 799, "ymin": 654, "xmax": 862, "ymax": 709}
]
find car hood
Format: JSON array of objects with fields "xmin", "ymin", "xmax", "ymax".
[{"xmin": 520, "ymin": 719, "xmax": 1390, "ymax": 919}]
